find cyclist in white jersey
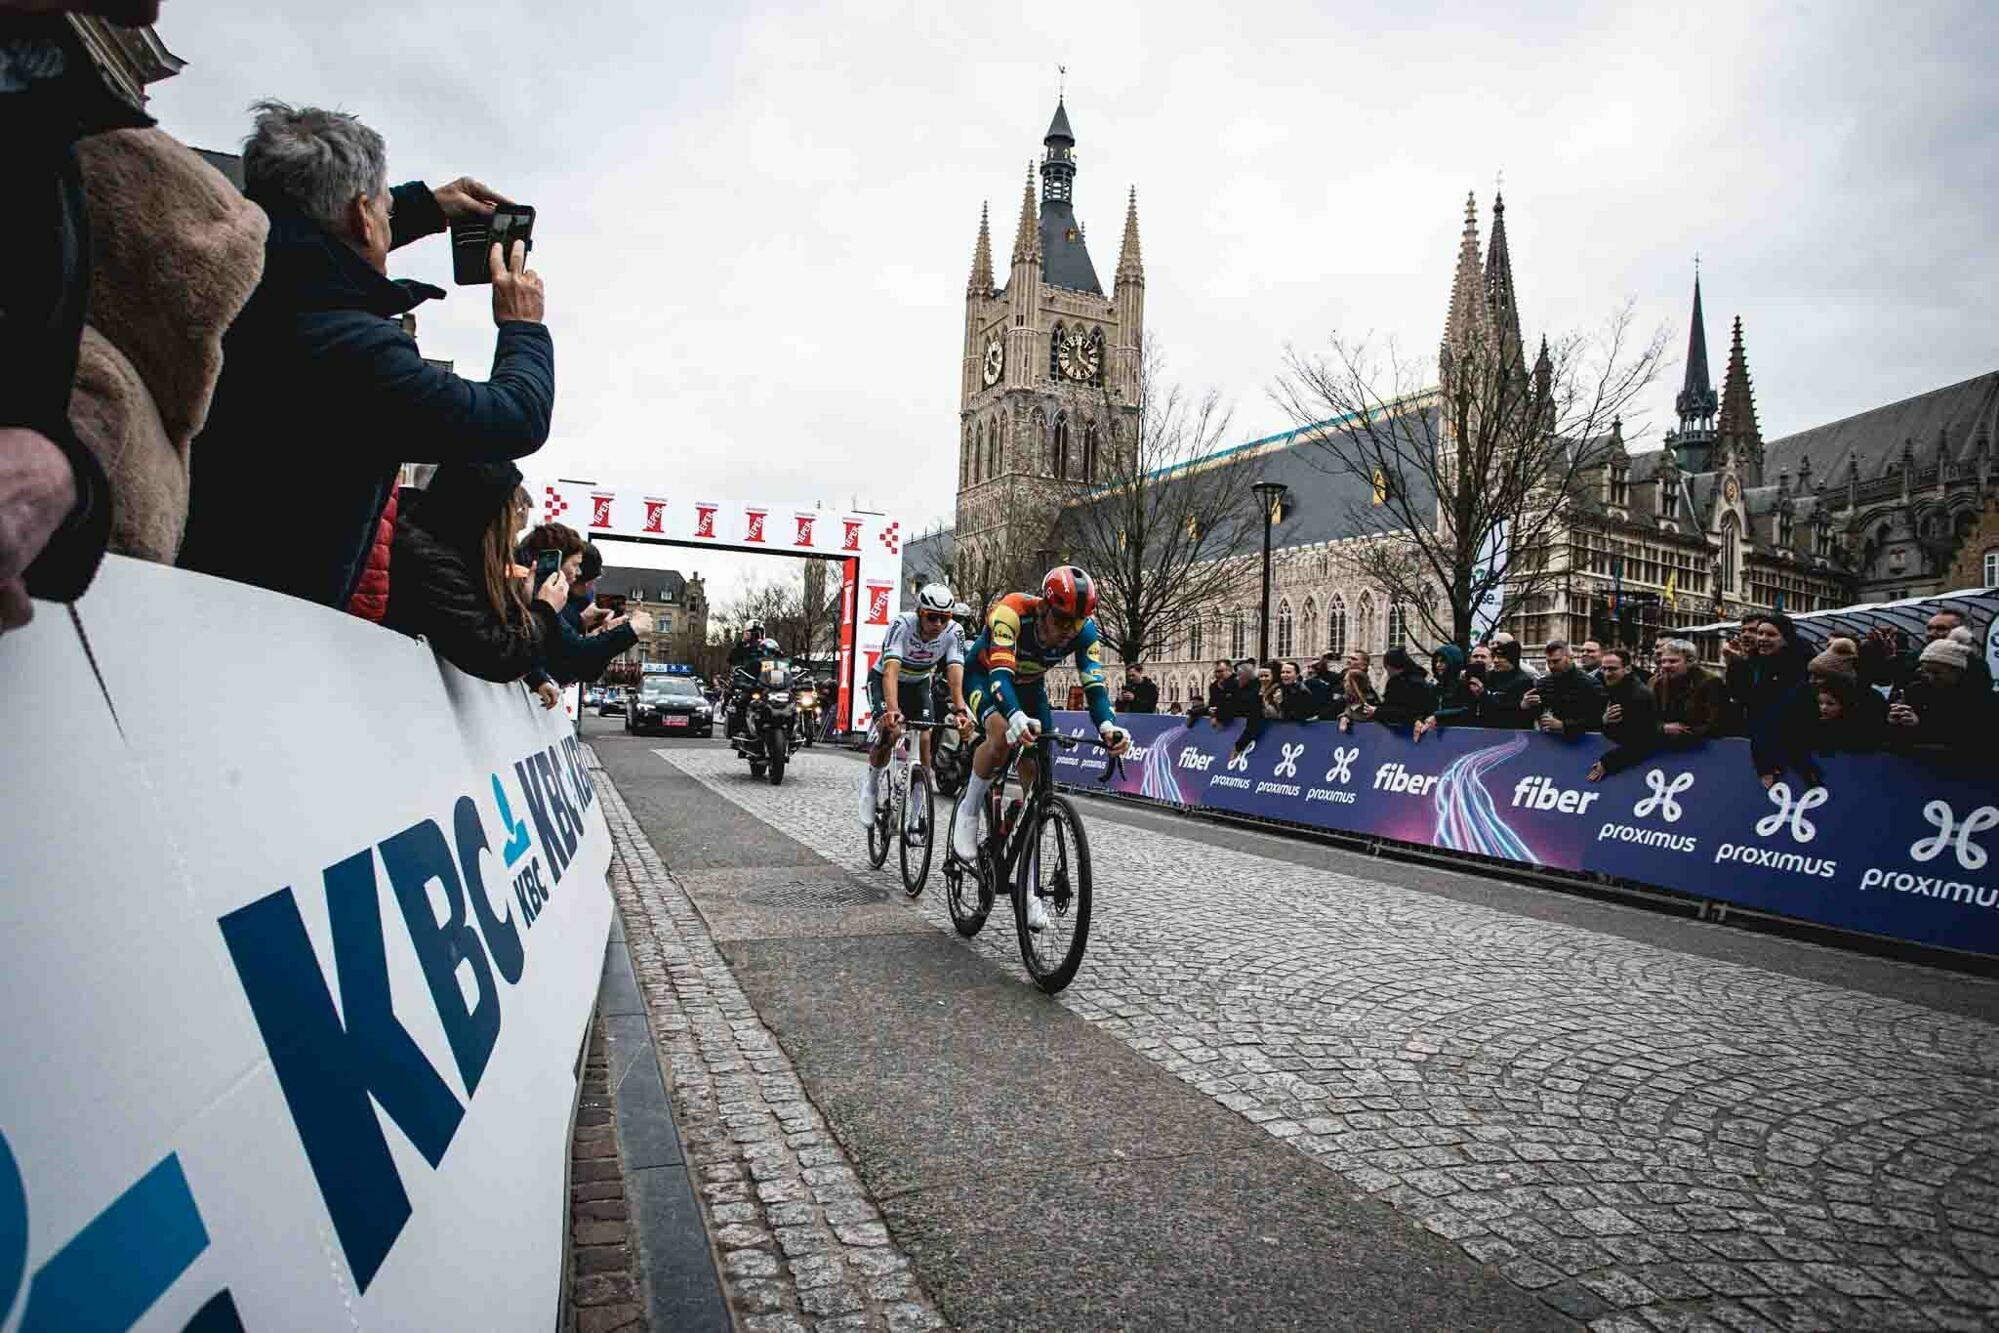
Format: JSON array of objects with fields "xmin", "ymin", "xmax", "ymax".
[{"xmin": 860, "ymin": 583, "xmax": 970, "ymax": 826}]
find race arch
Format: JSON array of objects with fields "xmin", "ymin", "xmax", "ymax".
[{"xmin": 530, "ymin": 478, "xmax": 904, "ymax": 731}]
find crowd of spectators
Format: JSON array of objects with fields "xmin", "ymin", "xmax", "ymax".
[
  {"xmin": 3, "ymin": 21, "xmax": 632, "ymax": 709},
  {"xmin": 1154, "ymin": 607, "xmax": 1989, "ymax": 783}
]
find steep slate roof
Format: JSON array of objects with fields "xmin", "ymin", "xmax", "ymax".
[
  {"xmin": 596, "ymin": 565, "xmax": 689, "ymax": 603},
  {"xmin": 1763, "ymin": 371, "xmax": 1999, "ymax": 482},
  {"xmin": 1039, "ymin": 204, "xmax": 1102, "ymax": 294}
]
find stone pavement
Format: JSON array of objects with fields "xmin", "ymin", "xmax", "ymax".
[
  {"xmin": 643, "ymin": 741, "xmax": 1999, "ymax": 1333},
  {"xmin": 591, "ymin": 746, "xmax": 948, "ymax": 1333}
]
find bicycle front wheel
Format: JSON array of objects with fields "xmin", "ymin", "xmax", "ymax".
[
  {"xmin": 1013, "ymin": 795, "xmax": 1093, "ymax": 993},
  {"xmin": 898, "ymin": 765, "xmax": 935, "ymax": 897},
  {"xmin": 866, "ymin": 782, "xmax": 892, "ymax": 869}
]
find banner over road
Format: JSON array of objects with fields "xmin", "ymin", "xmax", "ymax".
[
  {"xmin": 3, "ymin": 560, "xmax": 612, "ymax": 1330},
  {"xmin": 1048, "ymin": 712, "xmax": 1999, "ymax": 956}
]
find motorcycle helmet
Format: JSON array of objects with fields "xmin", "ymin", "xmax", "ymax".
[
  {"xmin": 916, "ymin": 583, "xmax": 954, "ymax": 614},
  {"xmin": 1040, "ymin": 565, "xmax": 1098, "ymax": 619},
  {"xmin": 744, "ymin": 621, "xmax": 765, "ymax": 641}
]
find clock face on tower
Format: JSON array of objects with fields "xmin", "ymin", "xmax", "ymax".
[
  {"xmin": 982, "ymin": 336, "xmax": 1003, "ymax": 387},
  {"xmin": 1056, "ymin": 327, "xmax": 1102, "ymax": 382}
]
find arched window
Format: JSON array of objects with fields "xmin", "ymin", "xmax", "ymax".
[
  {"xmin": 962, "ymin": 423, "xmax": 972, "ymax": 487},
  {"xmin": 1229, "ymin": 609, "xmax": 1246, "ymax": 660},
  {"xmin": 1326, "ymin": 593, "xmax": 1347, "ymax": 656},
  {"xmin": 1167, "ymin": 676, "xmax": 1181, "ymax": 705},
  {"xmin": 1188, "ymin": 618, "xmax": 1204, "ymax": 661},
  {"xmin": 1276, "ymin": 599, "xmax": 1295, "ymax": 657},
  {"xmin": 1049, "ymin": 323, "xmax": 1065, "ymax": 380},
  {"xmin": 1052, "ymin": 413, "xmax": 1071, "ymax": 479},
  {"xmin": 1386, "ymin": 600, "xmax": 1409, "ymax": 650},
  {"xmin": 1083, "ymin": 422, "xmax": 1099, "ymax": 482},
  {"xmin": 1355, "ymin": 593, "xmax": 1375, "ymax": 652},
  {"xmin": 1089, "ymin": 327, "xmax": 1107, "ymax": 385},
  {"xmin": 1719, "ymin": 516, "xmax": 1740, "ymax": 593},
  {"xmin": 988, "ymin": 415, "xmax": 1000, "ymax": 479},
  {"xmin": 1300, "ymin": 598, "xmax": 1318, "ymax": 657},
  {"xmin": 972, "ymin": 421, "xmax": 983, "ymax": 484}
]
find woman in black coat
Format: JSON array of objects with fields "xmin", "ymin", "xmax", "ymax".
[
  {"xmin": 1723, "ymin": 611, "xmax": 1811, "ymax": 784},
  {"xmin": 384, "ymin": 461, "xmax": 565, "ymax": 683}
]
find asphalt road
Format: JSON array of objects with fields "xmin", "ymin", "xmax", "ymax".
[{"xmin": 588, "ymin": 719, "xmax": 1999, "ymax": 1331}]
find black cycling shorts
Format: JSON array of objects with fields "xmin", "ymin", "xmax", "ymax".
[{"xmin": 866, "ymin": 672, "xmax": 933, "ymax": 730}]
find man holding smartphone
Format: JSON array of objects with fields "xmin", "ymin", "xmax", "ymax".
[{"xmin": 182, "ymin": 100, "xmax": 555, "ymax": 623}]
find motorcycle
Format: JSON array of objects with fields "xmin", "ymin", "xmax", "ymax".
[{"xmin": 727, "ymin": 655, "xmax": 800, "ymax": 785}]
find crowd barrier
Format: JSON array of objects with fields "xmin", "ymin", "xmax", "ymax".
[
  {"xmin": 3, "ymin": 558, "xmax": 612, "ymax": 1330},
  {"xmin": 1046, "ymin": 711, "xmax": 1999, "ymax": 957}
]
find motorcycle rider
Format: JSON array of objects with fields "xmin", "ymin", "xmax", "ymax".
[
  {"xmin": 725, "ymin": 621, "xmax": 780, "ymax": 739},
  {"xmin": 950, "ymin": 567, "xmax": 1130, "ymax": 930},
  {"xmin": 860, "ymin": 583, "xmax": 971, "ymax": 825}
]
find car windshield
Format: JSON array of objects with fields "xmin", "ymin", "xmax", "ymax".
[{"xmin": 642, "ymin": 678, "xmax": 700, "ymax": 700}]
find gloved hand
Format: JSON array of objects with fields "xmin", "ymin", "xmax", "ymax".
[
  {"xmin": 1005, "ymin": 710, "xmax": 1039, "ymax": 745},
  {"xmin": 1098, "ymin": 721, "xmax": 1130, "ymax": 755}
]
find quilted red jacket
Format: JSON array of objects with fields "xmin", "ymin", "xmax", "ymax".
[{"xmin": 345, "ymin": 489, "xmax": 396, "ymax": 622}]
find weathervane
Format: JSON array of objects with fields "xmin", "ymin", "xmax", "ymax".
[{"xmin": 1058, "ymin": 64, "xmax": 1066, "ymax": 100}]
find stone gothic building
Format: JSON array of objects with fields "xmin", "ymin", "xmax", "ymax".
[
  {"xmin": 949, "ymin": 99, "xmax": 1144, "ymax": 595},
  {"xmin": 909, "ymin": 126, "xmax": 1995, "ymax": 708}
]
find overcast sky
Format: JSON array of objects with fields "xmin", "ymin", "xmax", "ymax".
[{"xmin": 148, "ymin": 0, "xmax": 1997, "ymax": 605}]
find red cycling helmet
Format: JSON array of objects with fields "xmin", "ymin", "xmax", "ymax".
[{"xmin": 1040, "ymin": 565, "xmax": 1098, "ymax": 620}]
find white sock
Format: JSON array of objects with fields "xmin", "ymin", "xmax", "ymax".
[
  {"xmin": 863, "ymin": 764, "xmax": 881, "ymax": 794},
  {"xmin": 961, "ymin": 768, "xmax": 993, "ymax": 811}
]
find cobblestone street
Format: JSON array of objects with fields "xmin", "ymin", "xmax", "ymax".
[{"xmin": 625, "ymin": 738, "xmax": 1999, "ymax": 1333}]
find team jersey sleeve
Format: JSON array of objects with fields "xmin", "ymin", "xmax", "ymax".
[
  {"xmin": 983, "ymin": 601, "xmax": 1023, "ymax": 716},
  {"xmin": 943, "ymin": 623, "xmax": 967, "ymax": 668},
  {"xmin": 1074, "ymin": 621, "xmax": 1115, "ymax": 728},
  {"xmin": 878, "ymin": 614, "xmax": 910, "ymax": 666}
]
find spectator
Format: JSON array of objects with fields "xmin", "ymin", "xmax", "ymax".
[
  {"xmin": 519, "ymin": 520, "xmax": 646, "ymax": 683},
  {"xmin": 1823, "ymin": 634, "xmax": 1860, "ymax": 664},
  {"xmin": 1523, "ymin": 639, "xmax": 1602, "ymax": 738},
  {"xmin": 1469, "ymin": 643, "xmax": 1493, "ymax": 671},
  {"xmin": 1578, "ymin": 639, "xmax": 1603, "ymax": 681},
  {"xmin": 1649, "ymin": 637, "xmax": 1730, "ymax": 745},
  {"xmin": 562, "ymin": 541, "xmax": 614, "ymax": 636},
  {"xmin": 1374, "ymin": 647, "xmax": 1438, "ymax": 737},
  {"xmin": 181, "ymin": 101, "xmax": 553, "ymax": 620},
  {"xmin": 1886, "ymin": 637, "xmax": 1993, "ymax": 757},
  {"xmin": 1587, "ymin": 648, "xmax": 1662, "ymax": 779},
  {"xmin": 1304, "ymin": 653, "xmax": 1337, "ymax": 716},
  {"xmin": 1186, "ymin": 659, "xmax": 1231, "ymax": 724},
  {"xmin": 1860, "ymin": 610, "xmax": 1992, "ymax": 695},
  {"xmin": 1469, "ymin": 639, "xmax": 1535, "ymax": 728},
  {"xmin": 383, "ymin": 461, "xmax": 562, "ymax": 699},
  {"xmin": 1119, "ymin": 663, "xmax": 1158, "ymax": 714},
  {"xmin": 1215, "ymin": 658, "xmax": 1265, "ymax": 753},
  {"xmin": 1335, "ymin": 649, "xmax": 1382, "ymax": 731},
  {"xmin": 1, "ymin": 1, "xmax": 160, "ymax": 630},
  {"xmin": 1723, "ymin": 613, "xmax": 1810, "ymax": 779},
  {"xmin": 1267, "ymin": 659, "xmax": 1316, "ymax": 722},
  {"xmin": 1429, "ymin": 644, "xmax": 1472, "ymax": 729}
]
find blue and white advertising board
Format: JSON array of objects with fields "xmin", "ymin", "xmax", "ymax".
[
  {"xmin": 1048, "ymin": 711, "xmax": 1999, "ymax": 956},
  {"xmin": 2, "ymin": 559, "xmax": 612, "ymax": 1330}
]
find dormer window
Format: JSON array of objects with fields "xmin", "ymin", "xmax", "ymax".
[{"xmin": 1609, "ymin": 466, "xmax": 1629, "ymax": 508}]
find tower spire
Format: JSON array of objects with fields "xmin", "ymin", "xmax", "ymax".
[
  {"xmin": 1674, "ymin": 266, "xmax": 1717, "ymax": 427},
  {"xmin": 1011, "ymin": 163, "xmax": 1039, "ymax": 265},
  {"xmin": 1440, "ymin": 190, "xmax": 1487, "ymax": 382},
  {"xmin": 1715, "ymin": 315, "xmax": 1763, "ymax": 484},
  {"xmin": 969, "ymin": 201, "xmax": 994, "ymax": 295},
  {"xmin": 1115, "ymin": 186, "xmax": 1143, "ymax": 286},
  {"xmin": 1485, "ymin": 190, "xmax": 1523, "ymax": 368}
]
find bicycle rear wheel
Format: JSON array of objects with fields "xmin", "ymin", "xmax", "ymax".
[
  {"xmin": 899, "ymin": 765, "xmax": 935, "ymax": 896},
  {"xmin": 1013, "ymin": 795, "xmax": 1093, "ymax": 993},
  {"xmin": 866, "ymin": 779, "xmax": 892, "ymax": 869},
  {"xmin": 944, "ymin": 798, "xmax": 993, "ymax": 937}
]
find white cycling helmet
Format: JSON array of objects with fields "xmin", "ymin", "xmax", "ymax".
[
  {"xmin": 953, "ymin": 601, "xmax": 972, "ymax": 620},
  {"xmin": 916, "ymin": 583, "xmax": 954, "ymax": 614}
]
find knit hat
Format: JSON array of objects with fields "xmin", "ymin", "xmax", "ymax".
[
  {"xmin": 1807, "ymin": 651, "xmax": 1857, "ymax": 685},
  {"xmin": 1383, "ymin": 646, "xmax": 1413, "ymax": 671},
  {"xmin": 1919, "ymin": 638, "xmax": 1974, "ymax": 671}
]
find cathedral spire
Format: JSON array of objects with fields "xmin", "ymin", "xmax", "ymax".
[
  {"xmin": 1485, "ymin": 191, "xmax": 1524, "ymax": 369},
  {"xmin": 969, "ymin": 202, "xmax": 994, "ymax": 296},
  {"xmin": 1011, "ymin": 163, "xmax": 1039, "ymax": 266},
  {"xmin": 1715, "ymin": 315, "xmax": 1763, "ymax": 483},
  {"xmin": 1440, "ymin": 191, "xmax": 1487, "ymax": 380},
  {"xmin": 1674, "ymin": 267, "xmax": 1718, "ymax": 428},
  {"xmin": 1115, "ymin": 186, "xmax": 1143, "ymax": 287}
]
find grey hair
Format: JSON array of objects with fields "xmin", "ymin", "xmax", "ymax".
[
  {"xmin": 242, "ymin": 100, "xmax": 387, "ymax": 233},
  {"xmin": 1657, "ymin": 637, "xmax": 1696, "ymax": 658}
]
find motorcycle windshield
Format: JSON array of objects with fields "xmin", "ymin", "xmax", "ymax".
[{"xmin": 760, "ymin": 660, "xmax": 793, "ymax": 688}]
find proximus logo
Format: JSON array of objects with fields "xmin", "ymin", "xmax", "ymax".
[
  {"xmin": 1273, "ymin": 742, "xmax": 1303, "ymax": 779},
  {"xmin": 1909, "ymin": 800, "xmax": 1999, "ymax": 871},
  {"xmin": 1755, "ymin": 782, "xmax": 1828, "ymax": 844},
  {"xmin": 1633, "ymin": 769, "xmax": 1694, "ymax": 823}
]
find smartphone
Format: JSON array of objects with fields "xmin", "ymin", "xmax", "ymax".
[
  {"xmin": 451, "ymin": 204, "xmax": 536, "ymax": 285},
  {"xmin": 533, "ymin": 549, "xmax": 562, "ymax": 586}
]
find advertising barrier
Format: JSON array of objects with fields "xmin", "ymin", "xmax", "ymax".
[
  {"xmin": 1047, "ymin": 711, "xmax": 1999, "ymax": 956},
  {"xmin": 2, "ymin": 558, "xmax": 613, "ymax": 1330}
]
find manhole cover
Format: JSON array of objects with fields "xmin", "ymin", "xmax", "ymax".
[{"xmin": 739, "ymin": 876, "xmax": 889, "ymax": 909}]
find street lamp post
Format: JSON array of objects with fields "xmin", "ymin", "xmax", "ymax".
[{"xmin": 1252, "ymin": 481, "xmax": 1289, "ymax": 662}]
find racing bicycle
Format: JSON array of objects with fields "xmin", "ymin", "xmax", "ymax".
[
  {"xmin": 866, "ymin": 718, "xmax": 946, "ymax": 895},
  {"xmin": 944, "ymin": 730, "xmax": 1123, "ymax": 993}
]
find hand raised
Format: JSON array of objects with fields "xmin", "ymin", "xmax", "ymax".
[
  {"xmin": 434, "ymin": 176, "xmax": 512, "ymax": 221},
  {"xmin": 490, "ymin": 240, "xmax": 545, "ymax": 325},
  {"xmin": 536, "ymin": 569, "xmax": 569, "ymax": 611}
]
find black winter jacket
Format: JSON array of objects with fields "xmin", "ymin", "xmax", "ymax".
[
  {"xmin": 1373, "ymin": 666, "xmax": 1437, "ymax": 728},
  {"xmin": 1530, "ymin": 666, "xmax": 1603, "ymax": 737},
  {"xmin": 1475, "ymin": 664, "xmax": 1536, "ymax": 729},
  {"xmin": 181, "ymin": 183, "xmax": 555, "ymax": 611}
]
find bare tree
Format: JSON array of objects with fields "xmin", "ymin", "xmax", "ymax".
[
  {"xmin": 1273, "ymin": 304, "xmax": 1664, "ymax": 648},
  {"xmin": 1058, "ymin": 341, "xmax": 1259, "ymax": 664},
  {"xmin": 922, "ymin": 506, "xmax": 1042, "ymax": 626}
]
